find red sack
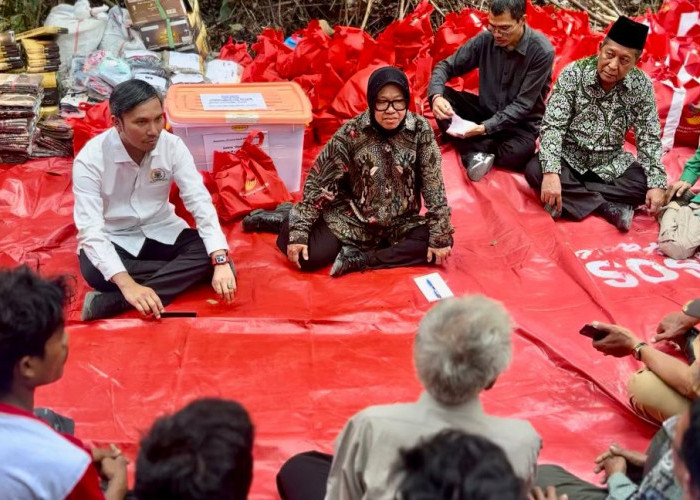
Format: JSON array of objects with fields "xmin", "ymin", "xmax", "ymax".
[
  {"xmin": 241, "ymin": 28, "xmax": 291, "ymax": 83},
  {"xmin": 327, "ymin": 27, "xmax": 379, "ymax": 81},
  {"xmin": 656, "ymin": 0, "xmax": 699, "ymax": 35},
  {"xmin": 211, "ymin": 131, "xmax": 292, "ymax": 221},
  {"xmin": 277, "ymin": 20, "xmax": 332, "ymax": 79},
  {"xmin": 66, "ymin": 100, "xmax": 113, "ymax": 156},
  {"xmin": 376, "ymin": 0, "xmax": 434, "ymax": 67},
  {"xmin": 431, "ymin": 8, "xmax": 486, "ymax": 63},
  {"xmin": 219, "ymin": 37, "xmax": 253, "ymax": 66}
]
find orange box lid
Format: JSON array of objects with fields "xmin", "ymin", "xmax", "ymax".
[{"xmin": 165, "ymin": 81, "xmax": 312, "ymax": 125}]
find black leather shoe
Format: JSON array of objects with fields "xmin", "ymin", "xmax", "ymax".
[
  {"xmin": 596, "ymin": 202, "xmax": 634, "ymax": 232},
  {"xmin": 462, "ymin": 152, "xmax": 495, "ymax": 182},
  {"xmin": 330, "ymin": 246, "xmax": 369, "ymax": 277},
  {"xmin": 242, "ymin": 202, "xmax": 293, "ymax": 233}
]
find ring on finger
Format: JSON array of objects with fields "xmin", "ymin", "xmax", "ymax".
[{"xmin": 227, "ymin": 282, "xmax": 234, "ymax": 289}]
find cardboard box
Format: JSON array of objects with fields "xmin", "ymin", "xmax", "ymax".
[
  {"xmin": 125, "ymin": 0, "xmax": 187, "ymax": 27},
  {"xmin": 137, "ymin": 18, "xmax": 193, "ymax": 51}
]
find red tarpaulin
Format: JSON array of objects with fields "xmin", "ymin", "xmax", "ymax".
[
  {"xmin": 3, "ymin": 0, "xmax": 700, "ymax": 497},
  {"xmin": 3, "ymin": 145, "xmax": 693, "ymax": 498}
]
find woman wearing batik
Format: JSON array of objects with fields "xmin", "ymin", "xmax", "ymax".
[{"xmin": 244, "ymin": 66, "xmax": 454, "ymax": 277}]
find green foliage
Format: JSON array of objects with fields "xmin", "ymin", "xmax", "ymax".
[{"xmin": 0, "ymin": 0, "xmax": 61, "ymax": 34}]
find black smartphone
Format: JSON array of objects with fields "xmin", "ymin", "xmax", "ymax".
[{"xmin": 579, "ymin": 324, "xmax": 608, "ymax": 341}]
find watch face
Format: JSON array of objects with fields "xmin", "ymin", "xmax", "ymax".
[{"xmin": 215, "ymin": 254, "xmax": 227, "ymax": 264}]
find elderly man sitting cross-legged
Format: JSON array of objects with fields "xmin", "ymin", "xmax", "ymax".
[
  {"xmin": 525, "ymin": 16, "xmax": 667, "ymax": 231},
  {"xmin": 276, "ymin": 295, "xmax": 542, "ymax": 500}
]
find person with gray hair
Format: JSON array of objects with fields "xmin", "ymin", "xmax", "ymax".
[
  {"xmin": 275, "ymin": 295, "xmax": 542, "ymax": 500},
  {"xmin": 413, "ymin": 294, "xmax": 513, "ymax": 404},
  {"xmin": 73, "ymin": 79, "xmax": 236, "ymax": 321}
]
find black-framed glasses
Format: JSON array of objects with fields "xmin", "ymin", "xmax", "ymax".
[
  {"xmin": 374, "ymin": 99, "xmax": 408, "ymax": 112},
  {"xmin": 487, "ymin": 22, "xmax": 519, "ymax": 36}
]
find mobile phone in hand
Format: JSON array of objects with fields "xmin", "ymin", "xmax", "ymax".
[{"xmin": 579, "ymin": 324, "xmax": 608, "ymax": 341}]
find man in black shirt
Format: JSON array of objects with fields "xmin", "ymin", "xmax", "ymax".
[{"xmin": 429, "ymin": 0, "xmax": 554, "ymax": 181}]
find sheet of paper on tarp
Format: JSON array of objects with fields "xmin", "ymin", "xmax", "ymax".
[{"xmin": 414, "ymin": 273, "xmax": 454, "ymax": 302}]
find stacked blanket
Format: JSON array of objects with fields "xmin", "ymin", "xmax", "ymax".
[
  {"xmin": 31, "ymin": 117, "xmax": 73, "ymax": 158},
  {"xmin": 0, "ymin": 32, "xmax": 23, "ymax": 72},
  {"xmin": 0, "ymin": 74, "xmax": 43, "ymax": 164}
]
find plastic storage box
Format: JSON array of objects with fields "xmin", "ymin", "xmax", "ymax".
[{"xmin": 165, "ymin": 82, "xmax": 312, "ymax": 192}]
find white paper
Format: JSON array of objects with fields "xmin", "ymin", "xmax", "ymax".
[
  {"xmin": 205, "ymin": 59, "xmax": 242, "ymax": 84},
  {"xmin": 203, "ymin": 132, "xmax": 270, "ymax": 169},
  {"xmin": 171, "ymin": 73, "xmax": 205, "ymax": 84},
  {"xmin": 446, "ymin": 114, "xmax": 479, "ymax": 137},
  {"xmin": 414, "ymin": 273, "xmax": 454, "ymax": 302},
  {"xmin": 200, "ymin": 93, "xmax": 267, "ymax": 111},
  {"xmin": 167, "ymin": 51, "xmax": 201, "ymax": 72},
  {"xmin": 134, "ymin": 74, "xmax": 167, "ymax": 93}
]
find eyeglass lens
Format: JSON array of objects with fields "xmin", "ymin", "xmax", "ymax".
[{"xmin": 375, "ymin": 100, "xmax": 407, "ymax": 111}]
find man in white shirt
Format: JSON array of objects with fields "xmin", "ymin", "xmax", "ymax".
[
  {"xmin": 0, "ymin": 266, "xmax": 128, "ymax": 500},
  {"xmin": 276, "ymin": 295, "xmax": 542, "ymax": 500},
  {"xmin": 74, "ymin": 80, "xmax": 235, "ymax": 321}
]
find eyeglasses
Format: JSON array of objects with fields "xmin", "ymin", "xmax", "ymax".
[
  {"xmin": 374, "ymin": 99, "xmax": 408, "ymax": 112},
  {"xmin": 487, "ymin": 22, "xmax": 519, "ymax": 36}
]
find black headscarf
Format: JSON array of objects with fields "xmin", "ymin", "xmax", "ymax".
[{"xmin": 367, "ymin": 66, "xmax": 411, "ymax": 136}]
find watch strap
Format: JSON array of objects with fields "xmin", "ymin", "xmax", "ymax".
[
  {"xmin": 632, "ymin": 341, "xmax": 648, "ymax": 360},
  {"xmin": 683, "ymin": 299, "xmax": 700, "ymax": 319},
  {"xmin": 211, "ymin": 252, "xmax": 229, "ymax": 266}
]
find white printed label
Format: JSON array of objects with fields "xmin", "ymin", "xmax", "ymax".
[{"xmin": 200, "ymin": 93, "xmax": 267, "ymax": 111}]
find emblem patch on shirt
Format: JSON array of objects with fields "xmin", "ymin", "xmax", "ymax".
[{"xmin": 149, "ymin": 169, "xmax": 168, "ymax": 183}]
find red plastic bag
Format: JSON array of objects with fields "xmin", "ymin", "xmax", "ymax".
[
  {"xmin": 242, "ymin": 28, "xmax": 291, "ymax": 82},
  {"xmin": 376, "ymin": 0, "xmax": 434, "ymax": 67},
  {"xmin": 219, "ymin": 37, "xmax": 253, "ymax": 66},
  {"xmin": 328, "ymin": 27, "xmax": 379, "ymax": 81},
  {"xmin": 66, "ymin": 101, "xmax": 113, "ymax": 156},
  {"xmin": 277, "ymin": 20, "xmax": 332, "ymax": 79},
  {"xmin": 211, "ymin": 131, "xmax": 292, "ymax": 221},
  {"xmin": 431, "ymin": 8, "xmax": 486, "ymax": 63},
  {"xmin": 656, "ymin": 0, "xmax": 699, "ymax": 35},
  {"xmin": 663, "ymin": 78, "xmax": 700, "ymax": 148}
]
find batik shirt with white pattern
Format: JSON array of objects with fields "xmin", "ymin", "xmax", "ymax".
[{"xmin": 539, "ymin": 56, "xmax": 667, "ymax": 189}]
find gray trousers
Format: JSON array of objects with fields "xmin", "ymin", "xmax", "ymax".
[{"xmin": 536, "ymin": 465, "xmax": 607, "ymax": 500}]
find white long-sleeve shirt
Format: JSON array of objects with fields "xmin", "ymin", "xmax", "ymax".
[{"xmin": 73, "ymin": 128, "xmax": 228, "ymax": 281}]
